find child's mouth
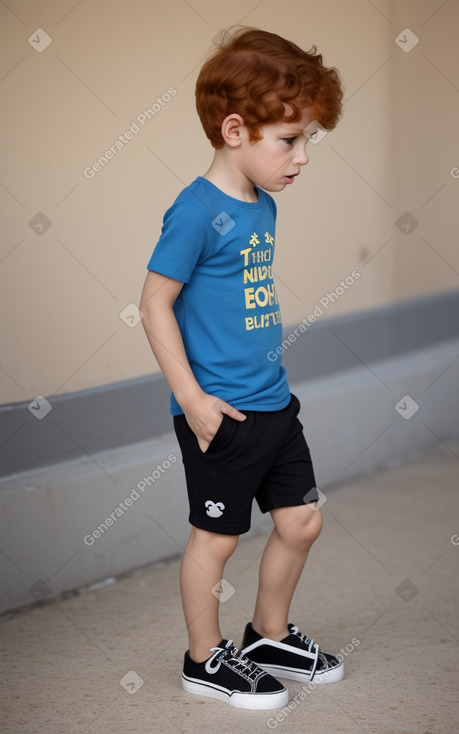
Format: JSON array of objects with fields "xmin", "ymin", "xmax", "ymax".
[{"xmin": 285, "ymin": 174, "xmax": 297, "ymax": 184}]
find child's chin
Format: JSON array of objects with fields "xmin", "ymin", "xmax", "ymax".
[{"xmin": 262, "ymin": 182, "xmax": 287, "ymax": 192}]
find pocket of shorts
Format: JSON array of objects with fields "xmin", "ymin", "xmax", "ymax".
[
  {"xmin": 175, "ymin": 413, "xmax": 233, "ymax": 456},
  {"xmin": 201, "ymin": 414, "xmax": 232, "ymax": 455}
]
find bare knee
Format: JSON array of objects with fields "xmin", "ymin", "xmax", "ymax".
[
  {"xmin": 274, "ymin": 506, "xmax": 323, "ymax": 550},
  {"xmin": 189, "ymin": 526, "xmax": 239, "ymax": 561},
  {"xmin": 293, "ymin": 507, "xmax": 323, "ymax": 548}
]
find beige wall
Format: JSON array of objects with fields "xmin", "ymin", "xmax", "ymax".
[{"xmin": 1, "ymin": 0, "xmax": 458, "ymax": 404}]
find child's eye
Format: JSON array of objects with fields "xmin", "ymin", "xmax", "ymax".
[{"xmin": 281, "ymin": 137, "xmax": 297, "ymax": 145}]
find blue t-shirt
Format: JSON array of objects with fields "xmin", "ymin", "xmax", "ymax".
[{"xmin": 147, "ymin": 176, "xmax": 291, "ymax": 415}]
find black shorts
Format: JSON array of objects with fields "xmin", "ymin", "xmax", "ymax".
[{"xmin": 173, "ymin": 393, "xmax": 318, "ymax": 535}]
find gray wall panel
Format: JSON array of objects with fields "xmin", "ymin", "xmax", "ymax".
[{"xmin": 1, "ymin": 290, "xmax": 458, "ymax": 478}]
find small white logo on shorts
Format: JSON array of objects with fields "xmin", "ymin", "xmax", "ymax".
[{"xmin": 205, "ymin": 500, "xmax": 225, "ymax": 518}]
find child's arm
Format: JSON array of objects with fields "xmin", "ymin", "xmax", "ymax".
[{"xmin": 140, "ymin": 271, "xmax": 246, "ymax": 452}]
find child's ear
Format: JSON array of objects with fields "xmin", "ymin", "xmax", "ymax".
[{"xmin": 221, "ymin": 114, "xmax": 245, "ymax": 147}]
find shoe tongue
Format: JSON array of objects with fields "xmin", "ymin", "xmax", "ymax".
[
  {"xmin": 215, "ymin": 639, "xmax": 234, "ymax": 651},
  {"xmin": 288, "ymin": 624, "xmax": 309, "ymax": 642},
  {"xmin": 208, "ymin": 639, "xmax": 234, "ymax": 659},
  {"xmin": 286, "ymin": 624, "xmax": 300, "ymax": 642}
]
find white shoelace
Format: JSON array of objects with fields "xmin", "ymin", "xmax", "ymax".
[
  {"xmin": 290, "ymin": 625, "xmax": 335, "ymax": 669},
  {"xmin": 290, "ymin": 624, "xmax": 315, "ymax": 650},
  {"xmin": 213, "ymin": 641, "xmax": 265, "ymax": 681}
]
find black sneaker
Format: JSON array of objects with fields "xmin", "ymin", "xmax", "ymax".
[
  {"xmin": 240, "ymin": 623, "xmax": 344, "ymax": 684},
  {"xmin": 182, "ymin": 639, "xmax": 289, "ymax": 709}
]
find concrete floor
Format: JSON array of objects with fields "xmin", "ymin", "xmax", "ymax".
[{"xmin": 1, "ymin": 446, "xmax": 458, "ymax": 734}]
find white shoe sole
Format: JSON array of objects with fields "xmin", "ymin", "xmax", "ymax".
[
  {"xmin": 259, "ymin": 660, "xmax": 344, "ymax": 685},
  {"xmin": 182, "ymin": 674, "xmax": 289, "ymax": 710}
]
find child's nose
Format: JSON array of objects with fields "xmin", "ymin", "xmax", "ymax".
[{"xmin": 293, "ymin": 141, "xmax": 309, "ymax": 166}]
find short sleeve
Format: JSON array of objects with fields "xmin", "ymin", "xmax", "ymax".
[{"xmin": 147, "ymin": 199, "xmax": 211, "ymax": 283}]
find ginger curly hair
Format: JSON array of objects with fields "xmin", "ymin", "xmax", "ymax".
[{"xmin": 195, "ymin": 27, "xmax": 343, "ymax": 149}]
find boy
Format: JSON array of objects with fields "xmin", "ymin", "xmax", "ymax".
[{"xmin": 140, "ymin": 27, "xmax": 344, "ymax": 710}]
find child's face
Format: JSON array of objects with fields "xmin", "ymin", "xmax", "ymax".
[{"xmin": 240, "ymin": 108, "xmax": 317, "ymax": 192}]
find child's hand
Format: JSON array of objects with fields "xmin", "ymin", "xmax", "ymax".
[{"xmin": 182, "ymin": 392, "xmax": 246, "ymax": 453}]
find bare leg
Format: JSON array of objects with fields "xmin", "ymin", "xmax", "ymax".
[
  {"xmin": 180, "ymin": 526, "xmax": 238, "ymax": 662},
  {"xmin": 252, "ymin": 504, "xmax": 323, "ymax": 640}
]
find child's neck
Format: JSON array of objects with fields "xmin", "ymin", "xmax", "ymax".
[{"xmin": 202, "ymin": 150, "xmax": 258, "ymax": 203}]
